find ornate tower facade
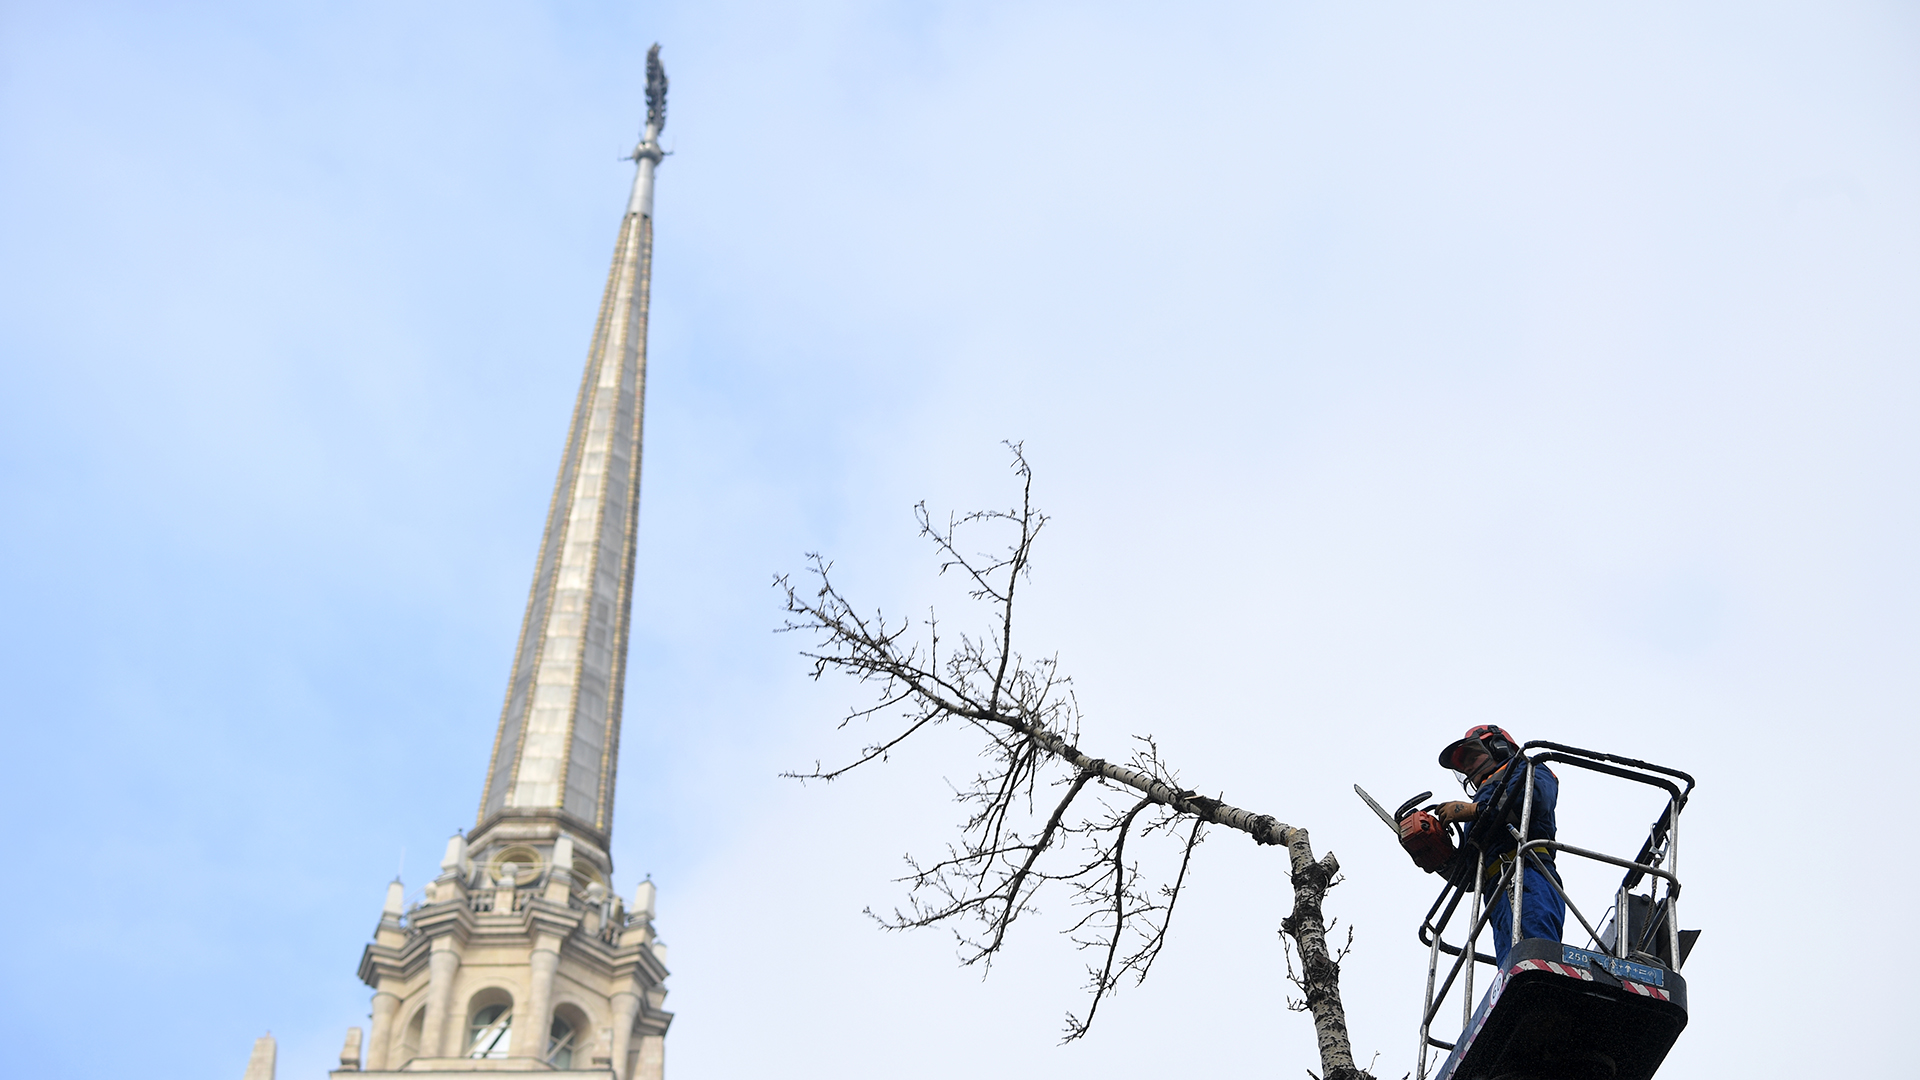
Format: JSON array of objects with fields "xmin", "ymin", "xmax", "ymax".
[{"xmin": 328, "ymin": 46, "xmax": 675, "ymax": 1080}]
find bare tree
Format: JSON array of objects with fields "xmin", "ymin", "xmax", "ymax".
[{"xmin": 778, "ymin": 445, "xmax": 1376, "ymax": 1080}]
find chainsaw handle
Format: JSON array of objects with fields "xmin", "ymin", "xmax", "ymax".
[{"xmin": 1393, "ymin": 791, "xmax": 1434, "ymax": 822}]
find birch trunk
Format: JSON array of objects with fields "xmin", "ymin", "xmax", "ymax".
[{"xmin": 1280, "ymin": 829, "xmax": 1367, "ymax": 1080}]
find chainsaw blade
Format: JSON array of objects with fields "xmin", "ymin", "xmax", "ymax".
[{"xmin": 1354, "ymin": 784, "xmax": 1401, "ymax": 835}]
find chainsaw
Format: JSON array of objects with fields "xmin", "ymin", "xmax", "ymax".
[{"xmin": 1355, "ymin": 784, "xmax": 1457, "ymax": 874}]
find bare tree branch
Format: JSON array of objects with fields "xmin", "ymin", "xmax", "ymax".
[
  {"xmin": 1060, "ymin": 795, "xmax": 1153, "ymax": 1038},
  {"xmin": 779, "ymin": 444, "xmax": 1374, "ymax": 1078},
  {"xmin": 1136, "ymin": 810, "xmax": 1206, "ymax": 984}
]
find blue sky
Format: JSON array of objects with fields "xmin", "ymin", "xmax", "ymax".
[{"xmin": 2, "ymin": 2, "xmax": 1916, "ymax": 1077}]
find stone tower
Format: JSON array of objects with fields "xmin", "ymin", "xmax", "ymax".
[{"xmin": 327, "ymin": 45, "xmax": 674, "ymax": 1080}]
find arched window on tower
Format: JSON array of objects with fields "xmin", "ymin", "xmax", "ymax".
[
  {"xmin": 547, "ymin": 1013, "xmax": 577, "ymax": 1068},
  {"xmin": 467, "ymin": 1003, "xmax": 512, "ymax": 1059}
]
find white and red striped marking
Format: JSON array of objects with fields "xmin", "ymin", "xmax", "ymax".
[
  {"xmin": 1621, "ymin": 980, "xmax": 1671, "ymax": 1001},
  {"xmin": 1510, "ymin": 959, "xmax": 1594, "ymax": 982}
]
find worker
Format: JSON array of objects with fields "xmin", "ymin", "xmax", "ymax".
[{"xmin": 1432, "ymin": 725, "xmax": 1565, "ymax": 968}]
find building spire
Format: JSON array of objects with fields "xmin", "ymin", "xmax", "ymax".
[{"xmin": 477, "ymin": 46, "xmax": 669, "ymax": 839}]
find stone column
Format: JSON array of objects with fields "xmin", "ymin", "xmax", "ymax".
[
  {"xmin": 513, "ymin": 932, "xmax": 563, "ymax": 1060},
  {"xmin": 365, "ymin": 989, "xmax": 400, "ymax": 1070},
  {"xmin": 421, "ymin": 938, "xmax": 463, "ymax": 1058},
  {"xmin": 607, "ymin": 991, "xmax": 641, "ymax": 1080},
  {"xmin": 634, "ymin": 1033, "xmax": 665, "ymax": 1080}
]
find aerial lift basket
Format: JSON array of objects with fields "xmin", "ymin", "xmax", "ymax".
[{"xmin": 1410, "ymin": 742, "xmax": 1699, "ymax": 1080}]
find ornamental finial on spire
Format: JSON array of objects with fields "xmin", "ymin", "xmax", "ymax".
[
  {"xmin": 626, "ymin": 45, "xmax": 667, "ymax": 175},
  {"xmin": 646, "ymin": 43, "xmax": 668, "ymax": 135}
]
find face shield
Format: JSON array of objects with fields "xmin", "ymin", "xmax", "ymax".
[{"xmin": 1450, "ymin": 744, "xmax": 1495, "ymax": 794}]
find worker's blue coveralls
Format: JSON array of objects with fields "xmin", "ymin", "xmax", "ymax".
[{"xmin": 1472, "ymin": 761, "xmax": 1565, "ymax": 969}]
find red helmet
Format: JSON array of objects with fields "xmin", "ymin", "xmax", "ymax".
[{"xmin": 1438, "ymin": 724, "xmax": 1518, "ymax": 771}]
